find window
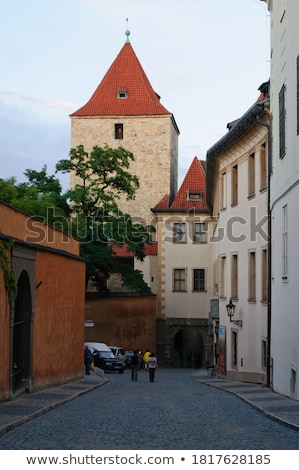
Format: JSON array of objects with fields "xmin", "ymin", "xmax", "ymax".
[
  {"xmin": 220, "ymin": 256, "xmax": 226, "ymax": 298},
  {"xmin": 297, "ymin": 56, "xmax": 299, "ymax": 135},
  {"xmin": 193, "ymin": 222, "xmax": 206, "ymax": 243},
  {"xmin": 231, "ymin": 331, "xmax": 237, "ymax": 369},
  {"xmin": 115, "ymin": 123, "xmax": 123, "ymax": 139},
  {"xmin": 248, "ymin": 153, "xmax": 255, "ymax": 197},
  {"xmin": 117, "ymin": 90, "xmax": 128, "ymax": 99},
  {"xmin": 260, "ymin": 143, "xmax": 267, "ymax": 190},
  {"xmin": 279, "ymin": 84, "xmax": 286, "ymax": 158},
  {"xmin": 231, "ymin": 254, "xmax": 238, "ymax": 300},
  {"xmin": 220, "ymin": 172, "xmax": 227, "ymax": 209},
  {"xmin": 188, "ymin": 192, "xmax": 202, "ymax": 201},
  {"xmin": 173, "ymin": 269, "xmax": 186, "ymax": 292},
  {"xmin": 173, "ymin": 223, "xmax": 186, "ymax": 243},
  {"xmin": 231, "ymin": 164, "xmax": 238, "ymax": 205},
  {"xmin": 282, "ymin": 204, "xmax": 288, "ymax": 279},
  {"xmin": 249, "ymin": 251, "xmax": 256, "ymax": 301},
  {"xmin": 193, "ymin": 269, "xmax": 205, "ymax": 292},
  {"xmin": 117, "ymin": 88, "xmax": 128, "ymax": 99},
  {"xmin": 262, "ymin": 248, "xmax": 268, "ymax": 302}
]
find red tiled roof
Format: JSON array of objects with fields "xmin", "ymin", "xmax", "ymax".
[
  {"xmin": 153, "ymin": 157, "xmax": 208, "ymax": 211},
  {"xmin": 70, "ymin": 42, "xmax": 171, "ymax": 117},
  {"xmin": 111, "ymin": 243, "xmax": 157, "ymax": 257}
]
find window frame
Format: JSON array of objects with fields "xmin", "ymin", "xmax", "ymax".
[
  {"xmin": 173, "ymin": 268, "xmax": 187, "ymax": 292},
  {"xmin": 115, "ymin": 123, "xmax": 123, "ymax": 139},
  {"xmin": 173, "ymin": 222, "xmax": 186, "ymax": 243},
  {"xmin": 193, "ymin": 222, "xmax": 207, "ymax": 243},
  {"xmin": 193, "ymin": 268, "xmax": 206, "ymax": 292},
  {"xmin": 279, "ymin": 84, "xmax": 286, "ymax": 158}
]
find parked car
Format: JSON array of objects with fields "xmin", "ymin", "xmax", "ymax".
[
  {"xmin": 85, "ymin": 342, "xmax": 126, "ymax": 374},
  {"xmin": 108, "ymin": 346, "xmax": 126, "ymax": 363}
]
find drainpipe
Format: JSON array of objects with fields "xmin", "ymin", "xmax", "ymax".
[{"xmin": 256, "ymin": 113, "xmax": 272, "ymax": 388}]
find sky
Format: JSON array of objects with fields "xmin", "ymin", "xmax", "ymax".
[{"xmin": 0, "ymin": 0, "xmax": 270, "ymax": 192}]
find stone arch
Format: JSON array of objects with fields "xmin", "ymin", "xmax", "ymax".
[{"xmin": 172, "ymin": 326, "xmax": 203, "ymax": 368}]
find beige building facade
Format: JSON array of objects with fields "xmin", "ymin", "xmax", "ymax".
[
  {"xmin": 152, "ymin": 158, "xmax": 214, "ymax": 367},
  {"xmin": 206, "ymin": 85, "xmax": 270, "ymax": 383}
]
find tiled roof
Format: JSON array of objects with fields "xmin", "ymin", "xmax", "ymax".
[
  {"xmin": 70, "ymin": 42, "xmax": 171, "ymax": 117},
  {"xmin": 153, "ymin": 157, "xmax": 209, "ymax": 211},
  {"xmin": 111, "ymin": 243, "xmax": 157, "ymax": 257}
]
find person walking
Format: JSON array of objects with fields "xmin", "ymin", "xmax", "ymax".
[
  {"xmin": 148, "ymin": 352, "xmax": 158, "ymax": 382},
  {"xmin": 131, "ymin": 350, "xmax": 139, "ymax": 381},
  {"xmin": 84, "ymin": 345, "xmax": 92, "ymax": 375},
  {"xmin": 143, "ymin": 349, "xmax": 151, "ymax": 371}
]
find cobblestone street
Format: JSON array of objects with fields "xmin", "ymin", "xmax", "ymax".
[{"xmin": 0, "ymin": 368, "xmax": 299, "ymax": 450}]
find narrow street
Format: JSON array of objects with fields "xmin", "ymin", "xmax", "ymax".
[{"xmin": 0, "ymin": 368, "xmax": 299, "ymax": 450}]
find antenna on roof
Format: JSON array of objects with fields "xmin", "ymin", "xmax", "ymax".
[{"xmin": 125, "ymin": 18, "xmax": 130, "ymax": 43}]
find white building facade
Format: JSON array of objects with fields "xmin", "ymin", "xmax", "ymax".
[
  {"xmin": 206, "ymin": 87, "xmax": 270, "ymax": 383},
  {"xmin": 262, "ymin": 0, "xmax": 299, "ymax": 399}
]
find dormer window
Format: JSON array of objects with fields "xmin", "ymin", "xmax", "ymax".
[
  {"xmin": 117, "ymin": 88, "xmax": 128, "ymax": 99},
  {"xmin": 187, "ymin": 192, "xmax": 202, "ymax": 201}
]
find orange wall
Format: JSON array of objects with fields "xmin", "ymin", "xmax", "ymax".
[
  {"xmin": 84, "ymin": 295, "xmax": 156, "ymax": 354},
  {"xmin": 32, "ymin": 251, "xmax": 86, "ymax": 389},
  {"xmin": 0, "ymin": 202, "xmax": 86, "ymax": 400},
  {"xmin": 0, "ymin": 203, "xmax": 79, "ymax": 256}
]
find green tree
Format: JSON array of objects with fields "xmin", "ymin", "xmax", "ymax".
[
  {"xmin": 56, "ymin": 144, "xmax": 154, "ymax": 294},
  {"xmin": 0, "ymin": 167, "xmax": 69, "ymax": 228}
]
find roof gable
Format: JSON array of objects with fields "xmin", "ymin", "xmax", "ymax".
[
  {"xmin": 153, "ymin": 157, "xmax": 208, "ymax": 211},
  {"xmin": 170, "ymin": 157, "xmax": 208, "ymax": 210},
  {"xmin": 71, "ymin": 42, "xmax": 171, "ymax": 117}
]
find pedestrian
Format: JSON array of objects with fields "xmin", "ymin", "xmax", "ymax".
[
  {"xmin": 148, "ymin": 352, "xmax": 158, "ymax": 382},
  {"xmin": 131, "ymin": 350, "xmax": 139, "ymax": 381},
  {"xmin": 143, "ymin": 349, "xmax": 151, "ymax": 371},
  {"xmin": 84, "ymin": 345, "xmax": 92, "ymax": 375}
]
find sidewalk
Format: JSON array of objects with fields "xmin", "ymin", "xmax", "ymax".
[
  {"xmin": 0, "ymin": 373, "xmax": 108, "ymax": 437},
  {"xmin": 193, "ymin": 371, "xmax": 299, "ymax": 431}
]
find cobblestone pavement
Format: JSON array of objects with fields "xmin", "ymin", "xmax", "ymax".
[{"xmin": 0, "ymin": 368, "xmax": 299, "ymax": 449}]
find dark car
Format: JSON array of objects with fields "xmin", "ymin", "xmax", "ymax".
[
  {"xmin": 85, "ymin": 342, "xmax": 126, "ymax": 374},
  {"xmin": 92, "ymin": 350, "xmax": 126, "ymax": 374}
]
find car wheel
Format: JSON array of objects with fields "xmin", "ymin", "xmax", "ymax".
[{"xmin": 119, "ymin": 370, "xmax": 124, "ymax": 374}]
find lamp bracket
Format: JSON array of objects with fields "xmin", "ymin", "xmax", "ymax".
[{"xmin": 230, "ymin": 319, "xmax": 242, "ymax": 327}]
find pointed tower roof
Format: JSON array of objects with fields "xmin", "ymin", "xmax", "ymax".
[
  {"xmin": 152, "ymin": 157, "xmax": 209, "ymax": 212},
  {"xmin": 70, "ymin": 33, "xmax": 171, "ymax": 117}
]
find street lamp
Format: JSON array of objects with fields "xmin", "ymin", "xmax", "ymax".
[{"xmin": 226, "ymin": 298, "xmax": 242, "ymax": 327}]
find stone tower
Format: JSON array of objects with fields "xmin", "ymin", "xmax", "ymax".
[{"xmin": 70, "ymin": 30, "xmax": 179, "ymax": 225}]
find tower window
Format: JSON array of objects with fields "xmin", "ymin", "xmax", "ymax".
[
  {"xmin": 117, "ymin": 89, "xmax": 128, "ymax": 99},
  {"xmin": 115, "ymin": 124, "xmax": 123, "ymax": 139}
]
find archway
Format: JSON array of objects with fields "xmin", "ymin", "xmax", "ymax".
[
  {"xmin": 12, "ymin": 270, "xmax": 32, "ymax": 393},
  {"xmin": 173, "ymin": 327, "xmax": 203, "ymax": 368}
]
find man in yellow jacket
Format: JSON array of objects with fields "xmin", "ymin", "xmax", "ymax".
[{"xmin": 143, "ymin": 349, "xmax": 151, "ymax": 370}]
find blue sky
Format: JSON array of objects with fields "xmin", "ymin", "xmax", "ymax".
[{"xmin": 0, "ymin": 0, "xmax": 269, "ymax": 191}]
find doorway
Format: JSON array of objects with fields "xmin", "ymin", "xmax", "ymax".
[
  {"xmin": 173, "ymin": 327, "xmax": 203, "ymax": 368},
  {"xmin": 12, "ymin": 270, "xmax": 32, "ymax": 394}
]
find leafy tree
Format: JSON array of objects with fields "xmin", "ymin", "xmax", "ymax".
[
  {"xmin": 56, "ymin": 145, "xmax": 154, "ymax": 294},
  {"xmin": 0, "ymin": 167, "xmax": 69, "ymax": 228}
]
